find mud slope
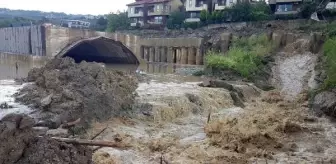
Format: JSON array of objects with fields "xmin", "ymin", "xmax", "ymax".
[
  {"xmin": 0, "ymin": 114, "xmax": 92, "ymax": 164},
  {"xmin": 15, "ymin": 57, "xmax": 138, "ymax": 130}
]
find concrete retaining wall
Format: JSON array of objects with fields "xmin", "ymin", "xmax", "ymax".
[
  {"xmin": 1, "ymin": 26, "xmax": 205, "ymax": 64},
  {"xmin": 0, "ymin": 52, "xmax": 47, "ymax": 80},
  {"xmin": 0, "ymin": 26, "xmax": 45, "ymax": 56},
  {"xmin": 44, "ymin": 26, "xmax": 204, "ymax": 64}
]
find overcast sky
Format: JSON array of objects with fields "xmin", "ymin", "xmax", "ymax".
[{"xmin": 0, "ymin": 0, "xmax": 134, "ymax": 15}]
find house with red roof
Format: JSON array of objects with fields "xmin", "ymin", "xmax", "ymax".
[{"xmin": 127, "ymin": 0, "xmax": 183, "ymax": 27}]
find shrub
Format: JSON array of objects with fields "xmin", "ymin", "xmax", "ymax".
[
  {"xmin": 299, "ymin": 1, "xmax": 317, "ymax": 19},
  {"xmin": 323, "ymin": 37, "xmax": 336, "ymax": 89},
  {"xmin": 205, "ymin": 49, "xmax": 262, "ymax": 77},
  {"xmin": 200, "ymin": 10, "xmax": 208, "ymax": 23},
  {"xmin": 106, "ymin": 12, "xmax": 130, "ymax": 32},
  {"xmin": 251, "ymin": 1, "xmax": 272, "ymax": 21},
  {"xmin": 167, "ymin": 11, "xmax": 185, "ymax": 29},
  {"xmin": 321, "ymin": 9, "xmax": 336, "ymax": 18},
  {"xmin": 275, "ymin": 14, "xmax": 299, "ymax": 20},
  {"xmin": 222, "ymin": 1, "xmax": 272, "ymax": 22},
  {"xmin": 205, "ymin": 34, "xmax": 272, "ymax": 78},
  {"xmin": 184, "ymin": 22, "xmax": 200, "ymax": 29}
]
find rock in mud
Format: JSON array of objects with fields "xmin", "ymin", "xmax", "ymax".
[
  {"xmin": 46, "ymin": 128, "xmax": 69, "ymax": 137},
  {"xmin": 201, "ymin": 79, "xmax": 261, "ymax": 107},
  {"xmin": 0, "ymin": 102, "xmax": 13, "ymax": 109},
  {"xmin": 0, "ymin": 114, "xmax": 92, "ymax": 164},
  {"xmin": 15, "ymin": 57, "xmax": 138, "ymax": 131},
  {"xmin": 312, "ymin": 89, "xmax": 336, "ymax": 117}
]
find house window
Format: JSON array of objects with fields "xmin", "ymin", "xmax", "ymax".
[
  {"xmin": 155, "ymin": 16, "xmax": 163, "ymax": 23},
  {"xmin": 277, "ymin": 4, "xmax": 293, "ymax": 12},
  {"xmin": 189, "ymin": 0, "xmax": 192, "ymax": 7},
  {"xmin": 229, "ymin": 0, "xmax": 233, "ymax": 4},
  {"xmin": 130, "ymin": 7, "xmax": 134, "ymax": 14},
  {"xmin": 190, "ymin": 12, "xmax": 200, "ymax": 18},
  {"xmin": 219, "ymin": 0, "xmax": 226, "ymax": 6},
  {"xmin": 135, "ymin": 7, "xmax": 141, "ymax": 14},
  {"xmin": 156, "ymin": 5, "xmax": 160, "ymax": 12},
  {"xmin": 148, "ymin": 6, "xmax": 155, "ymax": 12}
]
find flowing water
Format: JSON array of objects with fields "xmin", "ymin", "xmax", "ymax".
[
  {"xmin": 1, "ymin": 55, "xmax": 336, "ymax": 164},
  {"xmin": 0, "ymin": 56, "xmax": 204, "ymax": 119}
]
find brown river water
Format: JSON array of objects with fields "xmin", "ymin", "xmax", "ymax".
[
  {"xmin": 0, "ymin": 56, "xmax": 204, "ymax": 119},
  {"xmin": 1, "ymin": 57, "xmax": 336, "ymax": 164}
]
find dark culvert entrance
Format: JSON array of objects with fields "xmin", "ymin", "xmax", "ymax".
[{"xmin": 57, "ymin": 37, "xmax": 139, "ymax": 64}]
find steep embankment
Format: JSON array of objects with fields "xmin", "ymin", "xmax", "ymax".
[{"xmin": 271, "ymin": 39, "xmax": 319, "ymax": 100}]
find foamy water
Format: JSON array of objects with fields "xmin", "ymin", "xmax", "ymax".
[{"xmin": 0, "ymin": 80, "xmax": 32, "ymax": 119}]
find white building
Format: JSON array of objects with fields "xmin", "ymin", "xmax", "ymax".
[
  {"xmin": 184, "ymin": 0, "xmax": 238, "ymax": 22},
  {"xmin": 185, "ymin": 0, "xmax": 209, "ymax": 22},
  {"xmin": 65, "ymin": 20, "xmax": 91, "ymax": 29}
]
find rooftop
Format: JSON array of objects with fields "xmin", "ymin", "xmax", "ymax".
[{"xmin": 127, "ymin": 0, "xmax": 171, "ymax": 6}]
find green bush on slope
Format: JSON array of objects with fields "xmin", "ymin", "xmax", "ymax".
[
  {"xmin": 323, "ymin": 37, "xmax": 336, "ymax": 89},
  {"xmin": 205, "ymin": 34, "xmax": 272, "ymax": 78}
]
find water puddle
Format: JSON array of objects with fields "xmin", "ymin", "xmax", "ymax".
[{"xmin": 0, "ymin": 80, "xmax": 32, "ymax": 119}]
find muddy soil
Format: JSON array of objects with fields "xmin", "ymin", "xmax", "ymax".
[
  {"xmin": 90, "ymin": 86, "xmax": 336, "ymax": 164},
  {"xmin": 0, "ymin": 114, "xmax": 92, "ymax": 164},
  {"xmin": 15, "ymin": 57, "xmax": 138, "ymax": 130}
]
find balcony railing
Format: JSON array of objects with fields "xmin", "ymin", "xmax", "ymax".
[
  {"xmin": 148, "ymin": 9, "xmax": 170, "ymax": 16},
  {"xmin": 128, "ymin": 11, "xmax": 144, "ymax": 17},
  {"xmin": 186, "ymin": 4, "xmax": 208, "ymax": 11}
]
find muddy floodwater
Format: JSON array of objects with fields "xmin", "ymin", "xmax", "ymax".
[
  {"xmin": 2, "ymin": 56, "xmax": 335, "ymax": 164},
  {"xmin": 0, "ymin": 56, "xmax": 204, "ymax": 119},
  {"xmin": 0, "ymin": 56, "xmax": 203, "ymax": 80}
]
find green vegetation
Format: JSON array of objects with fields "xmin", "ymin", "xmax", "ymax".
[
  {"xmin": 199, "ymin": 2, "xmax": 272, "ymax": 25},
  {"xmin": 298, "ymin": 21, "xmax": 336, "ymax": 38},
  {"xmin": 322, "ymin": 37, "xmax": 336, "ymax": 89},
  {"xmin": 299, "ymin": 1, "xmax": 317, "ymax": 19},
  {"xmin": 167, "ymin": 11, "xmax": 185, "ymax": 29},
  {"xmin": 205, "ymin": 34, "xmax": 273, "ymax": 78},
  {"xmin": 0, "ymin": 17, "xmax": 34, "ymax": 28},
  {"xmin": 95, "ymin": 16, "xmax": 108, "ymax": 31},
  {"xmin": 106, "ymin": 12, "xmax": 130, "ymax": 32}
]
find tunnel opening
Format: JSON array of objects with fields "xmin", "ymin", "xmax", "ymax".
[{"xmin": 57, "ymin": 37, "xmax": 139, "ymax": 65}]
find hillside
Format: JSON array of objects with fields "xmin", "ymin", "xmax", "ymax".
[{"xmin": 0, "ymin": 8, "xmax": 105, "ymax": 28}]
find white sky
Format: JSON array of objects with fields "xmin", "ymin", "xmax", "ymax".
[{"xmin": 0, "ymin": 0, "xmax": 134, "ymax": 15}]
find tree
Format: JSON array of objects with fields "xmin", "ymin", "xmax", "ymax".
[
  {"xmin": 200, "ymin": 10, "xmax": 208, "ymax": 22},
  {"xmin": 96, "ymin": 16, "xmax": 108, "ymax": 31},
  {"xmin": 167, "ymin": 11, "xmax": 185, "ymax": 29},
  {"xmin": 226, "ymin": 1, "xmax": 272, "ymax": 22},
  {"xmin": 300, "ymin": 1, "xmax": 318, "ymax": 19},
  {"xmin": 251, "ymin": 1, "xmax": 272, "ymax": 21},
  {"xmin": 106, "ymin": 12, "xmax": 130, "ymax": 32},
  {"xmin": 97, "ymin": 16, "xmax": 108, "ymax": 26}
]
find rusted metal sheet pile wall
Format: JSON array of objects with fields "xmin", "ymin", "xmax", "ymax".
[{"xmin": 0, "ymin": 26, "xmax": 45, "ymax": 56}]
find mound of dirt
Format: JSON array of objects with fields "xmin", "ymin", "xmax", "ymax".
[
  {"xmin": 0, "ymin": 114, "xmax": 92, "ymax": 164},
  {"xmin": 15, "ymin": 57, "xmax": 138, "ymax": 130}
]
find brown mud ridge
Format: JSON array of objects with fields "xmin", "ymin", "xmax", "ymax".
[
  {"xmin": 0, "ymin": 114, "xmax": 92, "ymax": 164},
  {"xmin": 15, "ymin": 57, "xmax": 138, "ymax": 131}
]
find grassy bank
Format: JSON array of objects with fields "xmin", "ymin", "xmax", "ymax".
[
  {"xmin": 323, "ymin": 37, "xmax": 336, "ymax": 89},
  {"xmin": 205, "ymin": 34, "xmax": 273, "ymax": 78}
]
